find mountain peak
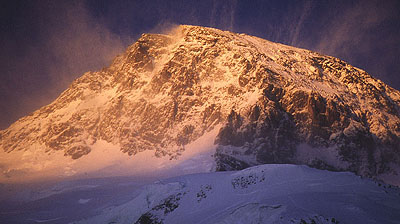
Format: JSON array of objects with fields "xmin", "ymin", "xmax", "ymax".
[{"xmin": 1, "ymin": 25, "xmax": 400, "ymax": 185}]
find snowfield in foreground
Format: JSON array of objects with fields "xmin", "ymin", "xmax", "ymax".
[
  {"xmin": 75, "ymin": 164, "xmax": 400, "ymax": 224},
  {"xmin": 2, "ymin": 164, "xmax": 398, "ymax": 224}
]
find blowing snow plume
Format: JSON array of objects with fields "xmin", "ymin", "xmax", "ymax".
[{"xmin": 0, "ymin": 1, "xmax": 128, "ymax": 129}]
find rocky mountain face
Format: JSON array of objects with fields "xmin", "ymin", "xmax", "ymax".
[{"xmin": 1, "ymin": 25, "xmax": 400, "ymax": 184}]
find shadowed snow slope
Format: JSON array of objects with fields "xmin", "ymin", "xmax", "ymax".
[{"xmin": 70, "ymin": 164, "xmax": 400, "ymax": 224}]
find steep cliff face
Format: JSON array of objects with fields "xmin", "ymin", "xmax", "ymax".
[
  {"xmin": 213, "ymin": 45, "xmax": 400, "ymax": 183},
  {"xmin": 1, "ymin": 25, "xmax": 400, "ymax": 184}
]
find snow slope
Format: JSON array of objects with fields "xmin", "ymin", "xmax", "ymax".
[
  {"xmin": 73, "ymin": 164, "xmax": 400, "ymax": 224},
  {"xmin": 0, "ymin": 176, "xmax": 152, "ymax": 224},
  {"xmin": 0, "ymin": 125, "xmax": 219, "ymax": 183}
]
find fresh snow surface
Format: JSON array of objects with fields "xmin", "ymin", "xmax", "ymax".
[
  {"xmin": 79, "ymin": 164, "xmax": 400, "ymax": 224},
  {"xmin": 1, "ymin": 164, "xmax": 391, "ymax": 224},
  {"xmin": 1, "ymin": 165, "xmax": 399, "ymax": 223}
]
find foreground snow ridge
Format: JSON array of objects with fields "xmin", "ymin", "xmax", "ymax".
[{"xmin": 76, "ymin": 164, "xmax": 400, "ymax": 224}]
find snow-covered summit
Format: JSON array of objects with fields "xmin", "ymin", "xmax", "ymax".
[{"xmin": 1, "ymin": 25, "xmax": 400, "ymax": 185}]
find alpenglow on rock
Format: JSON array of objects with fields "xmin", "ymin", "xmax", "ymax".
[{"xmin": 1, "ymin": 25, "xmax": 400, "ymax": 185}]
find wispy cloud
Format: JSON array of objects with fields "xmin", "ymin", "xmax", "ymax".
[
  {"xmin": 209, "ymin": 0, "xmax": 237, "ymax": 31},
  {"xmin": 308, "ymin": 0, "xmax": 400, "ymax": 87},
  {"xmin": 267, "ymin": 0, "xmax": 400, "ymax": 87},
  {"xmin": 289, "ymin": 1, "xmax": 313, "ymax": 46},
  {"xmin": 314, "ymin": 1, "xmax": 393, "ymax": 58}
]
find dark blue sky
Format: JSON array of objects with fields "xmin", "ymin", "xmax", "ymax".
[{"xmin": 1, "ymin": 0, "xmax": 400, "ymax": 129}]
